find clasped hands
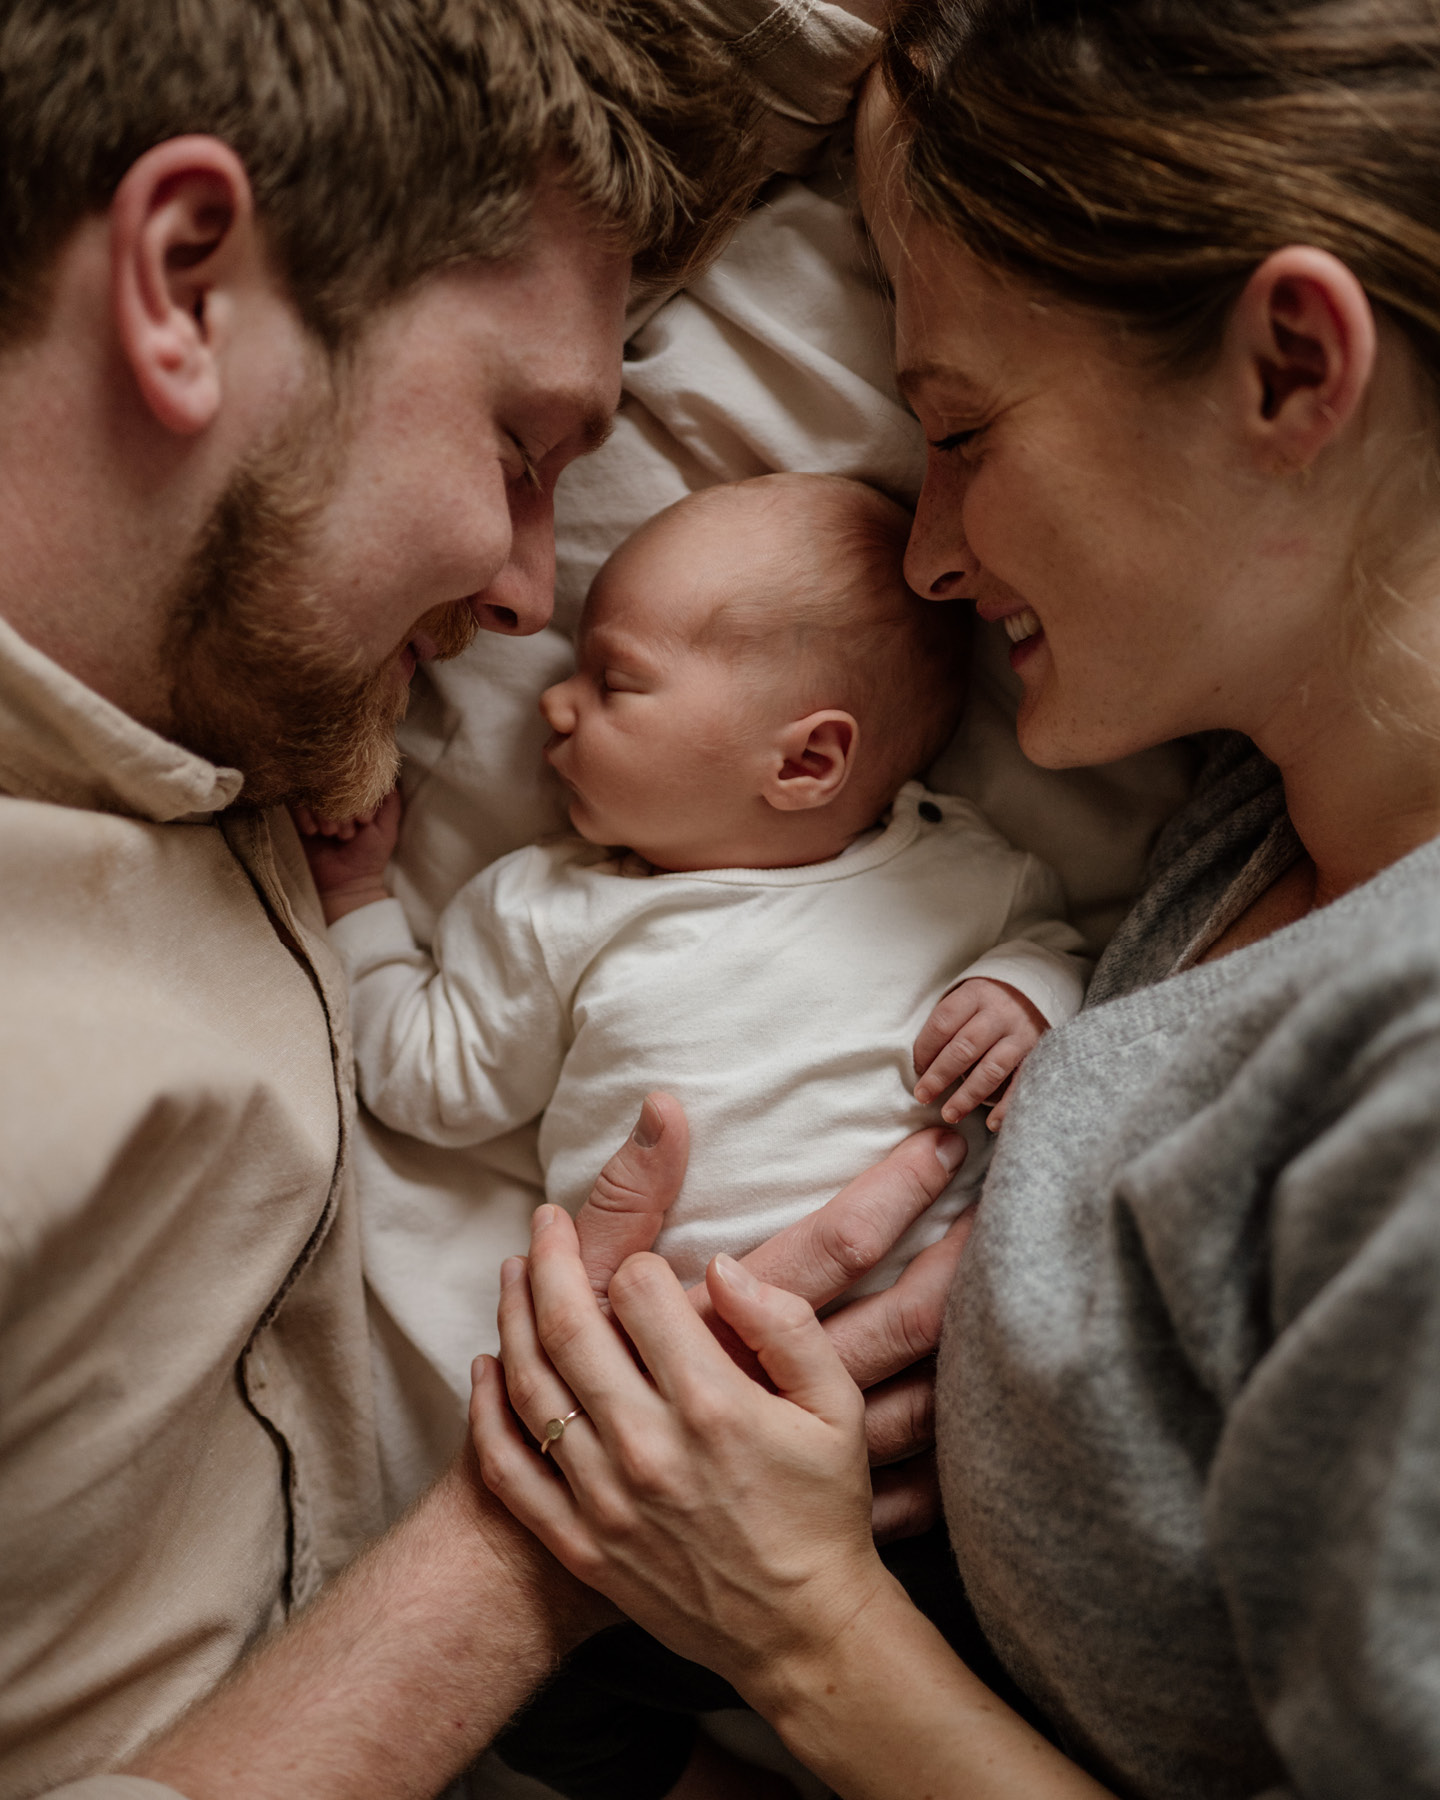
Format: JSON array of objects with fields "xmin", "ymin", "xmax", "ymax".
[{"xmin": 470, "ymin": 1089, "xmax": 976, "ymax": 1691}]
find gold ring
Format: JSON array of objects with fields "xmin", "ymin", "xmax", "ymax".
[{"xmin": 539, "ymin": 1406, "xmax": 584, "ymax": 1456}]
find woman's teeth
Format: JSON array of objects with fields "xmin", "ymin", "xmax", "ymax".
[{"xmin": 1003, "ymin": 608, "xmax": 1042, "ymax": 644}]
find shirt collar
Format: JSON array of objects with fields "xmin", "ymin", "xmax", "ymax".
[{"xmin": 0, "ymin": 612, "xmax": 243, "ymax": 822}]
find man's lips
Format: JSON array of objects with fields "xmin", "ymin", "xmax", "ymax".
[{"xmin": 395, "ymin": 622, "xmax": 457, "ymax": 684}]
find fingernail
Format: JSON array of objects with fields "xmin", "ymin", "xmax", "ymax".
[
  {"xmin": 533, "ymin": 1205, "xmax": 557, "ymax": 1232},
  {"xmin": 632, "ymin": 1096, "xmax": 663, "ymax": 1150},
  {"xmin": 936, "ymin": 1131, "xmax": 967, "ymax": 1173},
  {"xmin": 500, "ymin": 1256, "xmax": 524, "ymax": 1288},
  {"xmin": 471, "ymin": 1354, "xmax": 489, "ymax": 1384},
  {"xmin": 713, "ymin": 1253, "xmax": 760, "ymax": 1296}
]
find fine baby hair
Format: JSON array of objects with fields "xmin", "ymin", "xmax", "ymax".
[{"xmin": 677, "ymin": 471, "xmax": 971, "ymax": 813}]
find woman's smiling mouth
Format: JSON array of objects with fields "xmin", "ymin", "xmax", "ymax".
[{"xmin": 1003, "ymin": 607, "xmax": 1042, "ymax": 644}]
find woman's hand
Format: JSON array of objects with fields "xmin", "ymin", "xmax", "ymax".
[
  {"xmin": 472, "ymin": 1209, "xmax": 895, "ymax": 1693},
  {"xmin": 473, "ymin": 1116, "xmax": 1113, "ymax": 1800},
  {"xmin": 567, "ymin": 1091, "xmax": 972, "ymax": 1537}
]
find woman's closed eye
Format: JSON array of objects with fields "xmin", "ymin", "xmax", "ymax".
[{"xmin": 929, "ymin": 426, "xmax": 984, "ymax": 453}]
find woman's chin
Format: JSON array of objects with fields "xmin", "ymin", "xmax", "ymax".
[
  {"xmin": 1017, "ymin": 693, "xmax": 1165, "ymax": 772},
  {"xmin": 1017, "ymin": 679, "xmax": 1112, "ymax": 769}
]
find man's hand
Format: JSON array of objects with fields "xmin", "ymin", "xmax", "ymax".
[
  {"xmin": 570, "ymin": 1092, "xmax": 972, "ymax": 1539},
  {"xmin": 292, "ymin": 788, "xmax": 403, "ymax": 924},
  {"xmin": 913, "ymin": 975, "xmax": 1048, "ymax": 1130}
]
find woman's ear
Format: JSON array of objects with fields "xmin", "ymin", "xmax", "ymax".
[
  {"xmin": 762, "ymin": 711, "xmax": 859, "ymax": 811},
  {"xmin": 109, "ymin": 135, "xmax": 261, "ymax": 436},
  {"xmin": 1227, "ymin": 244, "xmax": 1376, "ymax": 472}
]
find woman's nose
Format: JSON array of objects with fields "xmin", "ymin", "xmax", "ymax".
[{"xmin": 905, "ymin": 467, "xmax": 979, "ymax": 601}]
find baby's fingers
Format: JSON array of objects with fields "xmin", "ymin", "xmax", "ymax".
[
  {"xmin": 914, "ymin": 1024, "xmax": 987, "ymax": 1104},
  {"xmin": 940, "ymin": 1035, "xmax": 1027, "ymax": 1123},
  {"xmin": 912, "ymin": 989, "xmax": 982, "ymax": 1081}
]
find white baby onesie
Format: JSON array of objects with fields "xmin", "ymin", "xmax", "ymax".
[{"xmin": 332, "ymin": 783, "xmax": 1088, "ymax": 1295}]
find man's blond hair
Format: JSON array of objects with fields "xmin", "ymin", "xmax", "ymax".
[{"xmin": 0, "ymin": 0, "xmax": 761, "ymax": 349}]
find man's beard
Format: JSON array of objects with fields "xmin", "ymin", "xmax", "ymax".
[{"xmin": 164, "ymin": 403, "xmax": 478, "ymax": 817}]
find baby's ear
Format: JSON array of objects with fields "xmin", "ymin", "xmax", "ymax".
[{"xmin": 763, "ymin": 711, "xmax": 858, "ymax": 811}]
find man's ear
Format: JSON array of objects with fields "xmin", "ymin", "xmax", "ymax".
[
  {"xmin": 1227, "ymin": 245, "xmax": 1376, "ymax": 472},
  {"xmin": 762, "ymin": 711, "xmax": 858, "ymax": 811},
  {"xmin": 109, "ymin": 136, "xmax": 261, "ymax": 436}
]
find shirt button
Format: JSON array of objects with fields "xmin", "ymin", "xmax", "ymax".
[{"xmin": 918, "ymin": 801, "xmax": 942, "ymax": 823}]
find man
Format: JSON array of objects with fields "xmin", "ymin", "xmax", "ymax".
[{"xmin": 0, "ymin": 3, "xmax": 959, "ymax": 1795}]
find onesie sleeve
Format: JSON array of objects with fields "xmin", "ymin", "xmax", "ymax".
[
  {"xmin": 1207, "ymin": 976, "xmax": 1440, "ymax": 1800},
  {"xmin": 955, "ymin": 852, "xmax": 1091, "ymax": 1027},
  {"xmin": 329, "ymin": 850, "xmax": 566, "ymax": 1147}
]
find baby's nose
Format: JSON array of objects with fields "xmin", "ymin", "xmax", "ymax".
[{"xmin": 539, "ymin": 680, "xmax": 575, "ymax": 732}]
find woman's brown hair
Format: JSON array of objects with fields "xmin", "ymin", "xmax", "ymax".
[{"xmin": 884, "ymin": 0, "xmax": 1440, "ymax": 382}]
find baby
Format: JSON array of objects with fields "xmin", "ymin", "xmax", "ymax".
[
  {"xmin": 300, "ymin": 472, "xmax": 1087, "ymax": 1800},
  {"xmin": 306, "ymin": 474, "xmax": 1085, "ymax": 1287}
]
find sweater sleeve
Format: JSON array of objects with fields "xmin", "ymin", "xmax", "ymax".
[
  {"xmin": 1209, "ymin": 960, "xmax": 1440, "ymax": 1799},
  {"xmin": 954, "ymin": 852, "xmax": 1091, "ymax": 1028},
  {"xmin": 329, "ymin": 851, "xmax": 567, "ymax": 1148}
]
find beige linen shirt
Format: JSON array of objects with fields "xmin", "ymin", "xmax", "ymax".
[{"xmin": 0, "ymin": 616, "xmax": 383, "ymax": 1799}]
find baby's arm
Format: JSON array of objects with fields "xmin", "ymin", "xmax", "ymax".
[{"xmin": 296, "ymin": 801, "xmax": 567, "ymax": 1147}]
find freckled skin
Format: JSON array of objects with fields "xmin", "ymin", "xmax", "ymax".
[{"xmin": 894, "ymin": 221, "xmax": 1362, "ymax": 771}]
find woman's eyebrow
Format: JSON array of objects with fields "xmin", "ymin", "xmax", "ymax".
[{"xmin": 895, "ymin": 360, "xmax": 988, "ymax": 404}]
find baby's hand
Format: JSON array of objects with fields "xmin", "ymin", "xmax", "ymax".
[
  {"xmin": 913, "ymin": 976, "xmax": 1048, "ymax": 1133},
  {"xmin": 292, "ymin": 789, "xmax": 404, "ymax": 924}
]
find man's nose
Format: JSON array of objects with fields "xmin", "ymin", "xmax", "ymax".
[{"xmin": 474, "ymin": 488, "xmax": 558, "ymax": 636}]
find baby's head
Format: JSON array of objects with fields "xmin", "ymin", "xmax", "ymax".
[{"xmin": 539, "ymin": 474, "xmax": 967, "ymax": 872}]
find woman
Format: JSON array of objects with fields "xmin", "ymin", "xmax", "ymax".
[{"xmin": 471, "ymin": 1, "xmax": 1440, "ymax": 1793}]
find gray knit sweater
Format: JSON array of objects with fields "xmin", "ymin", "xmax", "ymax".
[{"xmin": 938, "ymin": 736, "xmax": 1440, "ymax": 1800}]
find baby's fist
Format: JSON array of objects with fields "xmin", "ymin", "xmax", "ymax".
[
  {"xmin": 292, "ymin": 789, "xmax": 403, "ymax": 922},
  {"xmin": 913, "ymin": 976, "xmax": 1048, "ymax": 1131}
]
